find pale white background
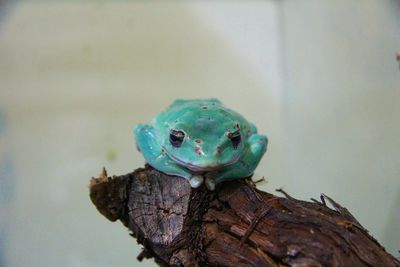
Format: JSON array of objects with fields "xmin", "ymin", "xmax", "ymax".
[{"xmin": 0, "ymin": 1, "xmax": 399, "ymax": 266}]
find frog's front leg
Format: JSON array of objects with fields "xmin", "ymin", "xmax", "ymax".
[
  {"xmin": 134, "ymin": 124, "xmax": 204, "ymax": 188},
  {"xmin": 208, "ymin": 134, "xmax": 268, "ymax": 188}
]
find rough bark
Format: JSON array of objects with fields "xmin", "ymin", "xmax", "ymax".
[{"xmin": 89, "ymin": 165, "xmax": 400, "ymax": 267}]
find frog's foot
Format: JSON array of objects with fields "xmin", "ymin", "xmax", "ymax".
[
  {"xmin": 205, "ymin": 177, "xmax": 216, "ymax": 191},
  {"xmin": 189, "ymin": 174, "xmax": 204, "ymax": 188}
]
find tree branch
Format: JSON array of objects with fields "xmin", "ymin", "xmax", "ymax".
[{"xmin": 89, "ymin": 165, "xmax": 400, "ymax": 267}]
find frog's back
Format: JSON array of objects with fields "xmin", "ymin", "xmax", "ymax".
[
  {"xmin": 153, "ymin": 99, "xmax": 222, "ymax": 125},
  {"xmin": 169, "ymin": 98, "xmax": 222, "ymax": 109},
  {"xmin": 152, "ymin": 99, "xmax": 254, "ymax": 138}
]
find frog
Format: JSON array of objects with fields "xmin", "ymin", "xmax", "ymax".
[{"xmin": 134, "ymin": 98, "xmax": 268, "ymax": 190}]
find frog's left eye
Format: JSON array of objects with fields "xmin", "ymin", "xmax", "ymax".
[
  {"xmin": 228, "ymin": 131, "xmax": 241, "ymax": 149},
  {"xmin": 169, "ymin": 129, "xmax": 185, "ymax": 147}
]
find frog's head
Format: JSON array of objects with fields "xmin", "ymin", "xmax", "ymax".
[{"xmin": 161, "ymin": 114, "xmax": 247, "ymax": 172}]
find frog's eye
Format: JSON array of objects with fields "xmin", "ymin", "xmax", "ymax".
[
  {"xmin": 228, "ymin": 131, "xmax": 241, "ymax": 149},
  {"xmin": 169, "ymin": 129, "xmax": 185, "ymax": 147}
]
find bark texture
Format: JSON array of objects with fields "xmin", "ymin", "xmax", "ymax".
[{"xmin": 89, "ymin": 165, "xmax": 400, "ymax": 267}]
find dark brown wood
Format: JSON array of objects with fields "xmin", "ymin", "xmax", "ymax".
[{"xmin": 89, "ymin": 165, "xmax": 400, "ymax": 267}]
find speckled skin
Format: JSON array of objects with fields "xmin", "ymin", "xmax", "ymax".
[{"xmin": 134, "ymin": 99, "xmax": 268, "ymax": 190}]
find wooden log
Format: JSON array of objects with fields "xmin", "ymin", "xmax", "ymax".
[{"xmin": 89, "ymin": 165, "xmax": 400, "ymax": 267}]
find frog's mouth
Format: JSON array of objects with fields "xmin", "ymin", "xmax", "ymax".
[{"xmin": 165, "ymin": 150, "xmax": 240, "ymax": 172}]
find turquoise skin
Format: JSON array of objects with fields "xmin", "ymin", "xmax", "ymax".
[{"xmin": 134, "ymin": 99, "xmax": 268, "ymax": 190}]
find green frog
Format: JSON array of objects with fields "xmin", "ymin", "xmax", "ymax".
[{"xmin": 134, "ymin": 99, "xmax": 268, "ymax": 190}]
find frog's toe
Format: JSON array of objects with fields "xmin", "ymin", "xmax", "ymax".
[
  {"xmin": 205, "ymin": 177, "xmax": 216, "ymax": 191},
  {"xmin": 189, "ymin": 174, "xmax": 204, "ymax": 188}
]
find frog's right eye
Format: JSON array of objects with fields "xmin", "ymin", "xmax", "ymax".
[{"xmin": 169, "ymin": 129, "xmax": 185, "ymax": 147}]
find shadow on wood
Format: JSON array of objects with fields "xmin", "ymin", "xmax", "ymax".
[{"xmin": 89, "ymin": 165, "xmax": 400, "ymax": 267}]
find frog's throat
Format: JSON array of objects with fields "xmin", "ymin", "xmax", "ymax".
[{"xmin": 164, "ymin": 148, "xmax": 240, "ymax": 172}]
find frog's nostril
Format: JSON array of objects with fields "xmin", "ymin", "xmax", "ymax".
[
  {"xmin": 195, "ymin": 144, "xmax": 205, "ymax": 156},
  {"xmin": 215, "ymin": 146, "xmax": 221, "ymax": 155}
]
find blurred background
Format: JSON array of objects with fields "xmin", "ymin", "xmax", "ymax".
[{"xmin": 0, "ymin": 0, "xmax": 399, "ymax": 266}]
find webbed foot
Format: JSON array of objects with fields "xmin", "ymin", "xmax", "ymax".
[
  {"xmin": 205, "ymin": 177, "xmax": 216, "ymax": 191},
  {"xmin": 189, "ymin": 174, "xmax": 204, "ymax": 188}
]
